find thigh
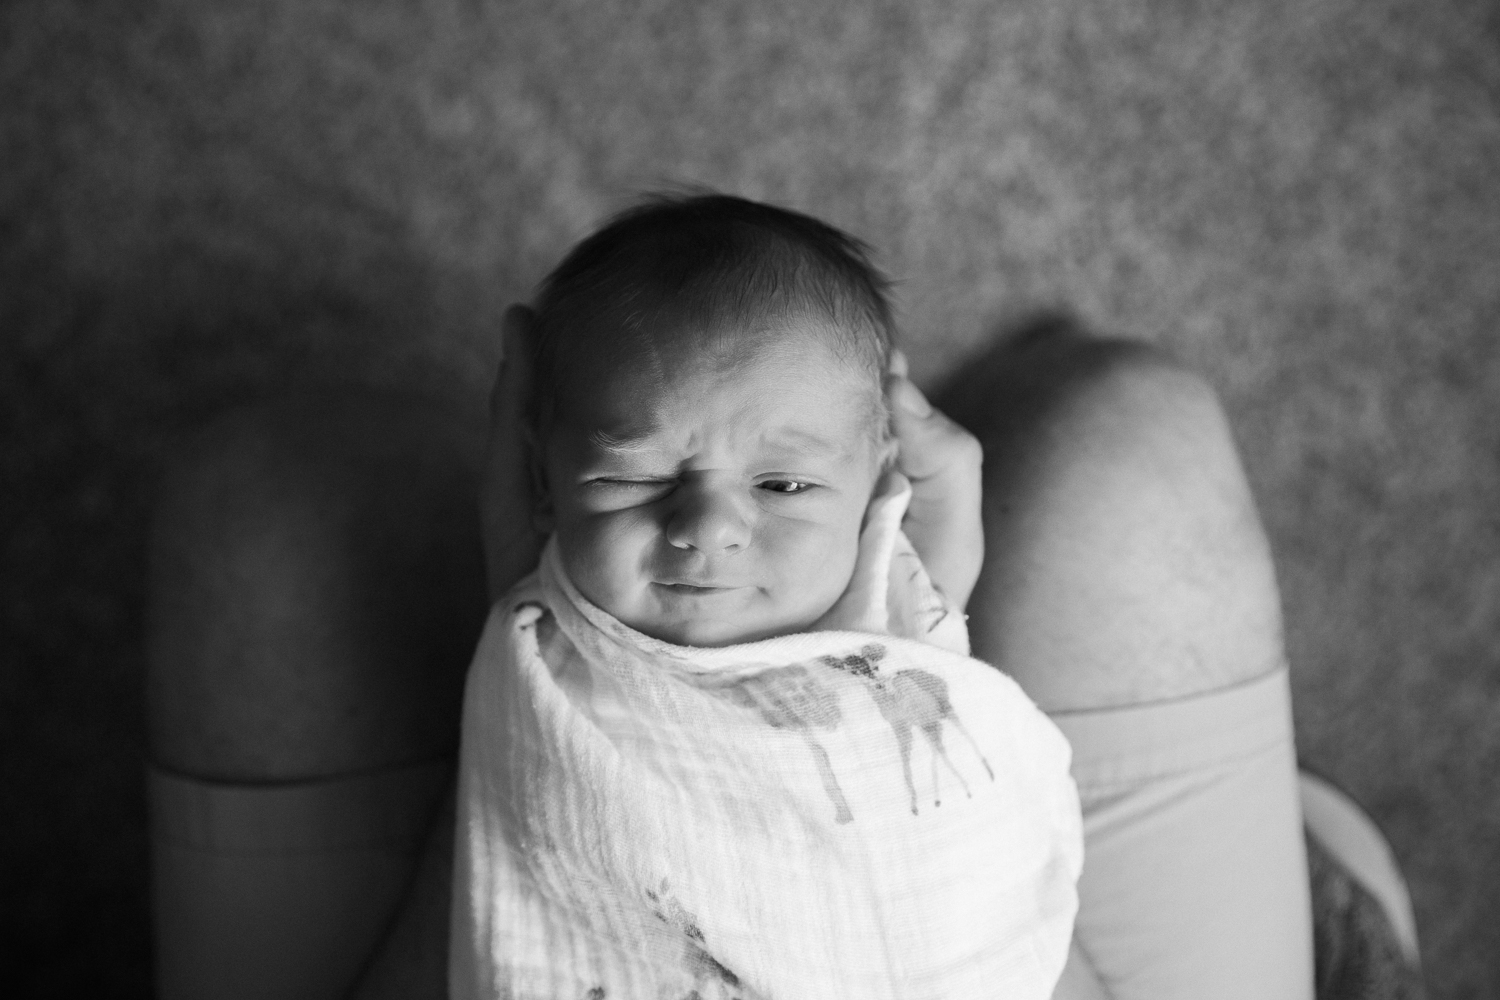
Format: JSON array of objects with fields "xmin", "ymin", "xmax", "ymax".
[
  {"xmin": 1052, "ymin": 670, "xmax": 1310, "ymax": 1000},
  {"xmin": 149, "ymin": 760, "xmax": 454, "ymax": 1000},
  {"xmin": 938, "ymin": 323, "xmax": 1284, "ymax": 712},
  {"xmin": 145, "ymin": 390, "xmax": 492, "ymax": 999},
  {"xmin": 147, "ymin": 391, "xmax": 490, "ymax": 782},
  {"xmin": 939, "ymin": 324, "xmax": 1312, "ymax": 999}
]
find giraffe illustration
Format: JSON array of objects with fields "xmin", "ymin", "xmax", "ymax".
[
  {"xmin": 820, "ymin": 644, "xmax": 994, "ymax": 815},
  {"xmin": 693, "ymin": 665, "xmax": 854, "ymax": 824},
  {"xmin": 644, "ymin": 879, "xmax": 745, "ymax": 999}
]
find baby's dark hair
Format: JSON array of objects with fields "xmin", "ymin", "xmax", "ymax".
[{"xmin": 526, "ymin": 192, "xmax": 898, "ymax": 437}]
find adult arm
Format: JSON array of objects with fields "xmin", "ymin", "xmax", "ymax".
[{"xmin": 885, "ymin": 349, "xmax": 987, "ymax": 611}]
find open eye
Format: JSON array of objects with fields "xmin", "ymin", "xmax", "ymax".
[{"xmin": 758, "ymin": 479, "xmax": 813, "ymax": 495}]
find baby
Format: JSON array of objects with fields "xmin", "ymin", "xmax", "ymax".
[{"xmin": 452, "ymin": 195, "xmax": 1081, "ymax": 1000}]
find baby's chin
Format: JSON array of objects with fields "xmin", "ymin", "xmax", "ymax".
[
  {"xmin": 614, "ymin": 589, "xmax": 836, "ymax": 648},
  {"xmin": 621, "ymin": 612, "xmax": 796, "ymax": 649},
  {"xmin": 634, "ymin": 620, "xmax": 779, "ymax": 648}
]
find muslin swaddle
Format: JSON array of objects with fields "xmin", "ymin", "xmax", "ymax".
[{"xmin": 452, "ymin": 473, "xmax": 1082, "ymax": 1000}]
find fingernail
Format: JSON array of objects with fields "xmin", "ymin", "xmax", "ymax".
[{"xmin": 894, "ymin": 378, "xmax": 932, "ymax": 417}]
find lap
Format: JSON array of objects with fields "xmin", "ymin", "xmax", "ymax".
[
  {"xmin": 939, "ymin": 324, "xmax": 1310, "ymax": 998},
  {"xmin": 939, "ymin": 324, "xmax": 1285, "ymax": 711},
  {"xmin": 147, "ymin": 331, "xmax": 1307, "ymax": 997},
  {"xmin": 1050, "ymin": 670, "xmax": 1310, "ymax": 1000},
  {"xmin": 146, "ymin": 390, "xmax": 490, "ymax": 782},
  {"xmin": 148, "ymin": 760, "xmax": 453, "ymax": 1000},
  {"xmin": 146, "ymin": 390, "xmax": 487, "ymax": 999}
]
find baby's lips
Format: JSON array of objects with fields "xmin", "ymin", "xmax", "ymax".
[{"xmin": 655, "ymin": 579, "xmax": 745, "ymax": 591}]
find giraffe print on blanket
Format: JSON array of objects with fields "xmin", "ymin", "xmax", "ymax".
[
  {"xmin": 694, "ymin": 666, "xmax": 854, "ymax": 824},
  {"xmin": 821, "ymin": 644, "xmax": 995, "ymax": 815},
  {"xmin": 644, "ymin": 878, "xmax": 746, "ymax": 1000}
]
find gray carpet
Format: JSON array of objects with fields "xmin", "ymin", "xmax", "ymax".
[{"xmin": 4, "ymin": 0, "xmax": 1497, "ymax": 996}]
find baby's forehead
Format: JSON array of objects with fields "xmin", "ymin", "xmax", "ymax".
[
  {"xmin": 565, "ymin": 311, "xmax": 877, "ymax": 394},
  {"xmin": 552, "ymin": 321, "xmax": 886, "ymax": 449}
]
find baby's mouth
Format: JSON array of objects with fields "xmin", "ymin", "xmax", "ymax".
[{"xmin": 655, "ymin": 581, "xmax": 739, "ymax": 594}]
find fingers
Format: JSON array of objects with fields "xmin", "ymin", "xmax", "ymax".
[
  {"xmin": 883, "ymin": 359, "xmax": 985, "ymax": 609},
  {"xmin": 480, "ymin": 306, "xmax": 548, "ymax": 597},
  {"xmin": 492, "ymin": 305, "xmax": 537, "ymax": 423},
  {"xmin": 886, "ymin": 370, "xmax": 980, "ymax": 484},
  {"xmin": 891, "ymin": 374, "xmax": 934, "ymax": 419},
  {"xmin": 889, "ymin": 348, "xmax": 910, "ymax": 379}
]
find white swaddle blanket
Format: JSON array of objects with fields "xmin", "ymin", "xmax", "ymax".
[{"xmin": 453, "ymin": 474, "xmax": 1082, "ymax": 1000}]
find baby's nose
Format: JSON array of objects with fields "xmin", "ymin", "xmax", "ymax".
[{"xmin": 665, "ymin": 486, "xmax": 751, "ymax": 553}]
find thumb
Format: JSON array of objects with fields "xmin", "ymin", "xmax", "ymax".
[{"xmin": 887, "ymin": 373, "xmax": 971, "ymax": 483}]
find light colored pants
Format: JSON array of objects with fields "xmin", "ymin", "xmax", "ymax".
[
  {"xmin": 149, "ymin": 670, "xmax": 1310, "ymax": 1000},
  {"xmin": 1051, "ymin": 667, "xmax": 1312, "ymax": 1000},
  {"xmin": 149, "ymin": 759, "xmax": 453, "ymax": 1000}
]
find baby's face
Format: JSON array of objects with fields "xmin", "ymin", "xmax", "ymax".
[{"xmin": 542, "ymin": 320, "xmax": 888, "ymax": 647}]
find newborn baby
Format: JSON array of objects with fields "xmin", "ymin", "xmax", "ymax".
[{"xmin": 451, "ymin": 195, "xmax": 1081, "ymax": 1000}]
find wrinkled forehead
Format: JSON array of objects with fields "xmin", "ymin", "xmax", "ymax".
[
  {"xmin": 548, "ymin": 315, "xmax": 889, "ymax": 449},
  {"xmin": 559, "ymin": 285, "xmax": 876, "ymax": 362}
]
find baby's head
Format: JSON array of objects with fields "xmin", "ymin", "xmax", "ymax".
[{"xmin": 521, "ymin": 193, "xmax": 897, "ymax": 647}]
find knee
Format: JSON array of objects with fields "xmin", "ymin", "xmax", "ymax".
[
  {"xmin": 146, "ymin": 393, "xmax": 489, "ymax": 781},
  {"xmin": 1054, "ymin": 340, "xmax": 1244, "ymax": 476},
  {"xmin": 976, "ymin": 334, "xmax": 1260, "ymax": 541},
  {"xmin": 1039, "ymin": 340, "xmax": 1267, "ymax": 562},
  {"xmin": 967, "ymin": 337, "xmax": 1285, "ymax": 711}
]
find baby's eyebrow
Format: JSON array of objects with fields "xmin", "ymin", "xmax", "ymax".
[
  {"xmin": 586, "ymin": 428, "xmax": 665, "ymax": 455},
  {"xmin": 763, "ymin": 427, "xmax": 843, "ymax": 455},
  {"xmin": 581, "ymin": 425, "xmax": 855, "ymax": 462}
]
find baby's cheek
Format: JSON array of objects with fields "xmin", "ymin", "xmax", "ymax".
[
  {"xmin": 558, "ymin": 512, "xmax": 656, "ymax": 613},
  {"xmin": 766, "ymin": 516, "xmax": 862, "ymax": 609}
]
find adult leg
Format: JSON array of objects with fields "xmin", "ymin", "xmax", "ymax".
[
  {"xmin": 939, "ymin": 323, "xmax": 1312, "ymax": 1000},
  {"xmin": 146, "ymin": 391, "xmax": 490, "ymax": 999}
]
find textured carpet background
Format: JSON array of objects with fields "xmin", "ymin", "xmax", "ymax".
[{"xmin": 3, "ymin": 0, "xmax": 1497, "ymax": 996}]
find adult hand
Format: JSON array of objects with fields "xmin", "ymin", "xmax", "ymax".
[
  {"xmin": 479, "ymin": 305, "xmax": 547, "ymax": 602},
  {"xmin": 886, "ymin": 351, "xmax": 985, "ymax": 611}
]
